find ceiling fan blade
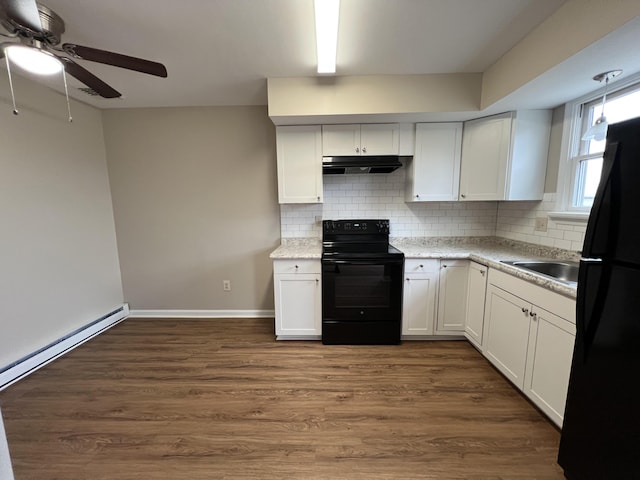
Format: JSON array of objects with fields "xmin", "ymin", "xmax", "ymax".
[
  {"xmin": 0, "ymin": 0, "xmax": 42, "ymax": 32},
  {"xmin": 62, "ymin": 43, "xmax": 168, "ymax": 78},
  {"xmin": 58, "ymin": 57, "xmax": 121, "ymax": 99}
]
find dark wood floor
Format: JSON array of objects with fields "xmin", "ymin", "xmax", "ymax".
[{"xmin": 0, "ymin": 318, "xmax": 564, "ymax": 479}]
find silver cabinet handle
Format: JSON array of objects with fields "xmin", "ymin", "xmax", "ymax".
[
  {"xmin": 461, "ymin": 194, "xmax": 466, "ymax": 198},
  {"xmin": 355, "ymin": 147, "xmax": 360, "ymax": 153},
  {"xmin": 362, "ymin": 147, "xmax": 367, "ymax": 153}
]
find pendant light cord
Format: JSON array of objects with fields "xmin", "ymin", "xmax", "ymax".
[{"xmin": 4, "ymin": 55, "xmax": 18, "ymax": 115}]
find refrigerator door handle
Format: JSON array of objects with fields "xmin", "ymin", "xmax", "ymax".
[
  {"xmin": 582, "ymin": 142, "xmax": 619, "ymax": 255},
  {"xmin": 577, "ymin": 258, "xmax": 607, "ymax": 361}
]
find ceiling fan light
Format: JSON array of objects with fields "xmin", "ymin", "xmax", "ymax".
[
  {"xmin": 314, "ymin": 0, "xmax": 340, "ymax": 74},
  {"xmin": 582, "ymin": 114, "xmax": 609, "ymax": 142},
  {"xmin": 5, "ymin": 45, "xmax": 63, "ymax": 75}
]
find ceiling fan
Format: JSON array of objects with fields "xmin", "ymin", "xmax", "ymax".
[{"xmin": 0, "ymin": 0, "xmax": 167, "ymax": 101}]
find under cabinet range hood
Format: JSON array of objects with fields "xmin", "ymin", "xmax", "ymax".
[{"xmin": 322, "ymin": 156, "xmax": 406, "ymax": 174}]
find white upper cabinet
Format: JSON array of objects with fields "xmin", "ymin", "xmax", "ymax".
[
  {"xmin": 458, "ymin": 110, "xmax": 552, "ymax": 201},
  {"xmin": 405, "ymin": 122, "xmax": 462, "ymax": 202},
  {"xmin": 322, "ymin": 124, "xmax": 400, "ymax": 156},
  {"xmin": 276, "ymin": 126, "xmax": 323, "ymax": 204}
]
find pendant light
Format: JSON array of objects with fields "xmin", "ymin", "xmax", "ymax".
[{"xmin": 582, "ymin": 69, "xmax": 622, "ymax": 142}]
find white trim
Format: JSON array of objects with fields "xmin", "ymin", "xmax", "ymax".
[
  {"xmin": 548, "ymin": 211, "xmax": 589, "ymax": 223},
  {"xmin": 0, "ymin": 304, "xmax": 129, "ymax": 391},
  {"xmin": 128, "ymin": 309, "xmax": 275, "ymax": 319},
  {"xmin": 0, "ymin": 407, "xmax": 14, "ymax": 480},
  {"xmin": 558, "ymin": 71, "xmax": 640, "ymax": 213}
]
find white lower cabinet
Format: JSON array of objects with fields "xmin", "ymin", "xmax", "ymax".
[
  {"xmin": 402, "ymin": 260, "xmax": 439, "ymax": 337},
  {"xmin": 482, "ymin": 269, "xmax": 576, "ymax": 427},
  {"xmin": 483, "ymin": 285, "xmax": 532, "ymax": 387},
  {"xmin": 273, "ymin": 260, "xmax": 321, "ymax": 339},
  {"xmin": 523, "ymin": 306, "xmax": 575, "ymax": 426},
  {"xmin": 436, "ymin": 260, "xmax": 469, "ymax": 334},
  {"xmin": 464, "ymin": 261, "xmax": 488, "ymax": 347}
]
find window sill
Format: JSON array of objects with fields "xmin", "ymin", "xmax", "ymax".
[{"xmin": 548, "ymin": 211, "xmax": 590, "ymax": 224}]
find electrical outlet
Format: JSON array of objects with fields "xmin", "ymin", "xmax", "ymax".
[
  {"xmin": 534, "ymin": 216, "xmax": 548, "ymax": 232},
  {"xmin": 223, "ymin": 280, "xmax": 231, "ymax": 291}
]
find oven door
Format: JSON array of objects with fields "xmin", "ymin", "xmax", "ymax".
[{"xmin": 322, "ymin": 258, "xmax": 403, "ymax": 323}]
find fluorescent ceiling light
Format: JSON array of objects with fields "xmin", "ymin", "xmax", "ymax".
[
  {"xmin": 314, "ymin": 0, "xmax": 340, "ymax": 74},
  {"xmin": 5, "ymin": 45, "xmax": 63, "ymax": 75}
]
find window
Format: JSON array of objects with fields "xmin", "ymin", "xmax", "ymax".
[{"xmin": 570, "ymin": 83, "xmax": 640, "ymax": 209}]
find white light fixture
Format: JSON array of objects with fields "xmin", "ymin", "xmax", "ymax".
[
  {"xmin": 314, "ymin": 0, "xmax": 340, "ymax": 74},
  {"xmin": 5, "ymin": 45, "xmax": 63, "ymax": 75},
  {"xmin": 582, "ymin": 69, "xmax": 622, "ymax": 142}
]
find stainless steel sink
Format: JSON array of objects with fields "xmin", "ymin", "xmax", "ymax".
[{"xmin": 501, "ymin": 260, "xmax": 579, "ymax": 285}]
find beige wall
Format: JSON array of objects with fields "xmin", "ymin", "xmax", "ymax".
[
  {"xmin": 268, "ymin": 74, "xmax": 482, "ymax": 123},
  {"xmin": 544, "ymin": 104, "xmax": 565, "ymax": 193},
  {"xmin": 0, "ymin": 74, "xmax": 124, "ymax": 369},
  {"xmin": 482, "ymin": 0, "xmax": 640, "ymax": 108},
  {"xmin": 102, "ymin": 106, "xmax": 280, "ymax": 311}
]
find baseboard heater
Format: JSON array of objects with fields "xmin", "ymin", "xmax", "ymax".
[{"xmin": 0, "ymin": 304, "xmax": 129, "ymax": 391}]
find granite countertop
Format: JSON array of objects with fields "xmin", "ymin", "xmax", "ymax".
[
  {"xmin": 270, "ymin": 236, "xmax": 579, "ymax": 299},
  {"xmin": 269, "ymin": 238, "xmax": 322, "ymax": 259}
]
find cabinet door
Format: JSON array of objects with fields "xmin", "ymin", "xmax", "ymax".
[
  {"xmin": 459, "ymin": 113, "xmax": 512, "ymax": 201},
  {"xmin": 276, "ymin": 126, "xmax": 323, "ymax": 204},
  {"xmin": 464, "ymin": 262, "xmax": 487, "ymax": 347},
  {"xmin": 322, "ymin": 125, "xmax": 361, "ymax": 155},
  {"xmin": 407, "ymin": 123, "xmax": 462, "ymax": 202},
  {"xmin": 436, "ymin": 260, "xmax": 469, "ymax": 334},
  {"xmin": 402, "ymin": 272, "xmax": 438, "ymax": 336},
  {"xmin": 274, "ymin": 273, "xmax": 321, "ymax": 338},
  {"xmin": 482, "ymin": 284, "xmax": 530, "ymax": 388},
  {"xmin": 360, "ymin": 124, "xmax": 400, "ymax": 155},
  {"xmin": 524, "ymin": 306, "xmax": 576, "ymax": 427}
]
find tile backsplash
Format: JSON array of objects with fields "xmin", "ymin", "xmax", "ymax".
[
  {"xmin": 496, "ymin": 193, "xmax": 586, "ymax": 252},
  {"xmin": 280, "ymin": 167, "xmax": 586, "ymax": 252},
  {"xmin": 280, "ymin": 168, "xmax": 497, "ymax": 239}
]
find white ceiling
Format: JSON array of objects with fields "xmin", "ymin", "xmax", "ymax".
[{"xmin": 2, "ymin": 0, "xmax": 640, "ymax": 113}]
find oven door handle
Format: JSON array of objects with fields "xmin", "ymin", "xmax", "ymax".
[{"xmin": 322, "ymin": 259, "xmax": 403, "ymax": 266}]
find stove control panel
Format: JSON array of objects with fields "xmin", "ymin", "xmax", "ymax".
[{"xmin": 323, "ymin": 219, "xmax": 390, "ymax": 234}]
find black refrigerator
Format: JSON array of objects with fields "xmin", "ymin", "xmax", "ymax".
[{"xmin": 558, "ymin": 116, "xmax": 640, "ymax": 478}]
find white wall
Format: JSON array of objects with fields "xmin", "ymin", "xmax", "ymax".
[
  {"xmin": 281, "ymin": 166, "xmax": 497, "ymax": 239},
  {"xmin": 0, "ymin": 74, "xmax": 123, "ymax": 369}
]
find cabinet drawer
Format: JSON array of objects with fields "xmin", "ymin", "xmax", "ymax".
[
  {"xmin": 273, "ymin": 259, "xmax": 321, "ymax": 275},
  {"xmin": 404, "ymin": 259, "xmax": 439, "ymax": 273}
]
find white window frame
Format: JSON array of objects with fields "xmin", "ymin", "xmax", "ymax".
[{"xmin": 556, "ymin": 71, "xmax": 640, "ymax": 221}]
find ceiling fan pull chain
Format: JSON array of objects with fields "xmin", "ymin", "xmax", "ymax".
[
  {"xmin": 61, "ymin": 67, "xmax": 73, "ymax": 123},
  {"xmin": 4, "ymin": 55, "xmax": 19, "ymax": 115}
]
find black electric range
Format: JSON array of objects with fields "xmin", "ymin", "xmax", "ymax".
[{"xmin": 321, "ymin": 219, "xmax": 404, "ymax": 345}]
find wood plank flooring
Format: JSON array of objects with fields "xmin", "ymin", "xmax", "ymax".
[{"xmin": 0, "ymin": 319, "xmax": 564, "ymax": 479}]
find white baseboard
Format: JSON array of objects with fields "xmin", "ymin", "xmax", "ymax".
[
  {"xmin": 0, "ymin": 304, "xmax": 129, "ymax": 391},
  {"xmin": 128, "ymin": 309, "xmax": 275, "ymax": 319}
]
